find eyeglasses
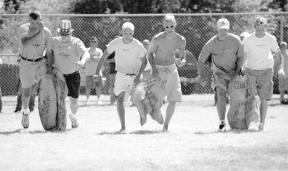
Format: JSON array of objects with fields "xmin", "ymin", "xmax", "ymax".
[{"xmin": 165, "ymin": 25, "xmax": 174, "ymax": 29}]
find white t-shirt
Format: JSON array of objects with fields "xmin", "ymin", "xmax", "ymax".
[
  {"xmin": 83, "ymin": 47, "xmax": 103, "ymax": 76},
  {"xmin": 106, "ymin": 37, "xmax": 146, "ymax": 74},
  {"xmin": 52, "ymin": 37, "xmax": 87, "ymax": 74},
  {"xmin": 243, "ymin": 32, "xmax": 279, "ymax": 70}
]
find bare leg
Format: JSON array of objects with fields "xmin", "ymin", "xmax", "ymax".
[
  {"xmin": 280, "ymin": 90, "xmax": 285, "ymax": 103},
  {"xmin": 116, "ymin": 92, "xmax": 126, "ymax": 131},
  {"xmin": 85, "ymin": 81, "xmax": 91, "ymax": 105},
  {"xmin": 69, "ymin": 97, "xmax": 79, "ymax": 128},
  {"xmin": 259, "ymin": 98, "xmax": 268, "ymax": 131},
  {"xmin": 21, "ymin": 87, "xmax": 31, "ymax": 128},
  {"xmin": 216, "ymin": 87, "xmax": 227, "ymax": 130},
  {"xmin": 96, "ymin": 84, "xmax": 102, "ymax": 104},
  {"xmin": 22, "ymin": 87, "xmax": 31, "ymax": 112},
  {"xmin": 163, "ymin": 101, "xmax": 176, "ymax": 131}
]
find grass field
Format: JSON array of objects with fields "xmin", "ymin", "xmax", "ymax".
[{"xmin": 0, "ymin": 94, "xmax": 288, "ymax": 171}]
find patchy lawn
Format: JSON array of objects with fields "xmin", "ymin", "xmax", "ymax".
[{"xmin": 0, "ymin": 94, "xmax": 287, "ymax": 171}]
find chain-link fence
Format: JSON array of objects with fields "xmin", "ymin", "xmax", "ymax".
[{"xmin": 0, "ymin": 13, "xmax": 287, "ymax": 96}]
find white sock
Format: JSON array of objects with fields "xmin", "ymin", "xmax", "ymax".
[{"xmin": 23, "ymin": 108, "xmax": 30, "ymax": 115}]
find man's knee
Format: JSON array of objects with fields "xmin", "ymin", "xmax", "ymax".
[
  {"xmin": 116, "ymin": 92, "xmax": 125, "ymax": 103},
  {"xmin": 22, "ymin": 88, "xmax": 31, "ymax": 97},
  {"xmin": 216, "ymin": 87, "xmax": 226, "ymax": 100}
]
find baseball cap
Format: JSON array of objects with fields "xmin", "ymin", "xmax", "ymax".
[
  {"xmin": 280, "ymin": 42, "xmax": 287, "ymax": 47},
  {"xmin": 255, "ymin": 16, "xmax": 267, "ymax": 25},
  {"xmin": 217, "ymin": 18, "xmax": 230, "ymax": 30}
]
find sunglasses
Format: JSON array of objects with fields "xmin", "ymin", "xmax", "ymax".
[
  {"xmin": 165, "ymin": 25, "xmax": 174, "ymax": 29},
  {"xmin": 255, "ymin": 21, "xmax": 264, "ymax": 25}
]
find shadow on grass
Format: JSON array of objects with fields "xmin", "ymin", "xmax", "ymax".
[
  {"xmin": 97, "ymin": 129, "xmax": 164, "ymax": 135},
  {"xmin": 78, "ymin": 103, "xmax": 113, "ymax": 108},
  {"xmin": 0, "ymin": 128, "xmax": 73, "ymax": 135},
  {"xmin": 194, "ymin": 129, "xmax": 259, "ymax": 135}
]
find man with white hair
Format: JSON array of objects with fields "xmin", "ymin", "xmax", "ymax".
[
  {"xmin": 243, "ymin": 16, "xmax": 279, "ymax": 131},
  {"xmin": 147, "ymin": 13, "xmax": 187, "ymax": 131},
  {"xmin": 95, "ymin": 22, "xmax": 147, "ymax": 132},
  {"xmin": 49, "ymin": 19, "xmax": 90, "ymax": 128},
  {"xmin": 197, "ymin": 18, "xmax": 244, "ymax": 131}
]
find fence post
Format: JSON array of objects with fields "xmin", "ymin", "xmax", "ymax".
[{"xmin": 280, "ymin": 15, "xmax": 284, "ymax": 42}]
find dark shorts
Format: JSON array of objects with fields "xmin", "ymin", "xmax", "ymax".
[{"xmin": 63, "ymin": 71, "xmax": 80, "ymax": 98}]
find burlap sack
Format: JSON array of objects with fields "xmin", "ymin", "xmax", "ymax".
[
  {"xmin": 227, "ymin": 75, "xmax": 259, "ymax": 129},
  {"xmin": 131, "ymin": 75, "xmax": 166, "ymax": 124},
  {"xmin": 38, "ymin": 74, "xmax": 57, "ymax": 130},
  {"xmin": 38, "ymin": 69, "xmax": 68, "ymax": 131}
]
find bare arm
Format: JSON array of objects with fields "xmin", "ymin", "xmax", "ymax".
[
  {"xmin": 134, "ymin": 57, "xmax": 148, "ymax": 84},
  {"xmin": 21, "ymin": 22, "xmax": 43, "ymax": 44},
  {"xmin": 95, "ymin": 49, "xmax": 110, "ymax": 75},
  {"xmin": 148, "ymin": 37, "xmax": 158, "ymax": 77}
]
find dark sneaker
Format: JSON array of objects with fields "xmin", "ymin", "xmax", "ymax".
[
  {"xmin": 14, "ymin": 109, "xmax": 21, "ymax": 113},
  {"xmin": 21, "ymin": 112, "xmax": 29, "ymax": 129},
  {"xmin": 218, "ymin": 121, "xmax": 226, "ymax": 131},
  {"xmin": 69, "ymin": 114, "xmax": 79, "ymax": 128}
]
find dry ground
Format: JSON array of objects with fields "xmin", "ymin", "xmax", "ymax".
[{"xmin": 0, "ymin": 94, "xmax": 287, "ymax": 171}]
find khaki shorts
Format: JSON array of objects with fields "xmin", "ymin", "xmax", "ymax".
[
  {"xmin": 156, "ymin": 64, "xmax": 182, "ymax": 102},
  {"xmin": 211, "ymin": 73, "xmax": 231, "ymax": 93},
  {"xmin": 245, "ymin": 68, "xmax": 273, "ymax": 100},
  {"xmin": 19, "ymin": 59, "xmax": 47, "ymax": 89},
  {"xmin": 114, "ymin": 72, "xmax": 134, "ymax": 97}
]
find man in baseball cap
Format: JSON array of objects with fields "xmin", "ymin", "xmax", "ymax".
[{"xmin": 217, "ymin": 18, "xmax": 230, "ymax": 30}]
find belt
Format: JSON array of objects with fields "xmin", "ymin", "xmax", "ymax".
[
  {"xmin": 20, "ymin": 55, "xmax": 45, "ymax": 62},
  {"xmin": 126, "ymin": 73, "xmax": 136, "ymax": 77}
]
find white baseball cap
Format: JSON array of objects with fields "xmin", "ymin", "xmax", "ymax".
[{"xmin": 217, "ymin": 18, "xmax": 230, "ymax": 30}]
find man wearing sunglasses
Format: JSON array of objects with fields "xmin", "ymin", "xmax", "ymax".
[
  {"xmin": 243, "ymin": 16, "xmax": 279, "ymax": 131},
  {"xmin": 147, "ymin": 14, "xmax": 187, "ymax": 131},
  {"xmin": 197, "ymin": 18, "xmax": 244, "ymax": 131}
]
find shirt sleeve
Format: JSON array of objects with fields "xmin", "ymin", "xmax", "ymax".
[
  {"xmin": 106, "ymin": 40, "xmax": 116, "ymax": 54},
  {"xmin": 198, "ymin": 39, "xmax": 213, "ymax": 63}
]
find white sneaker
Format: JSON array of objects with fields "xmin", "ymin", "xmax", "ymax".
[
  {"xmin": 248, "ymin": 122, "xmax": 258, "ymax": 131},
  {"xmin": 69, "ymin": 114, "xmax": 79, "ymax": 128},
  {"xmin": 21, "ymin": 112, "xmax": 29, "ymax": 129}
]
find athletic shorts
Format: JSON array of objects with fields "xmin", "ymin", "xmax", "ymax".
[
  {"xmin": 19, "ymin": 58, "xmax": 47, "ymax": 88},
  {"xmin": 245, "ymin": 68, "xmax": 273, "ymax": 100},
  {"xmin": 156, "ymin": 64, "xmax": 182, "ymax": 102},
  {"xmin": 63, "ymin": 71, "xmax": 80, "ymax": 98}
]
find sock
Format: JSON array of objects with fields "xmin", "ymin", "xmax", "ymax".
[{"xmin": 23, "ymin": 108, "xmax": 30, "ymax": 115}]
